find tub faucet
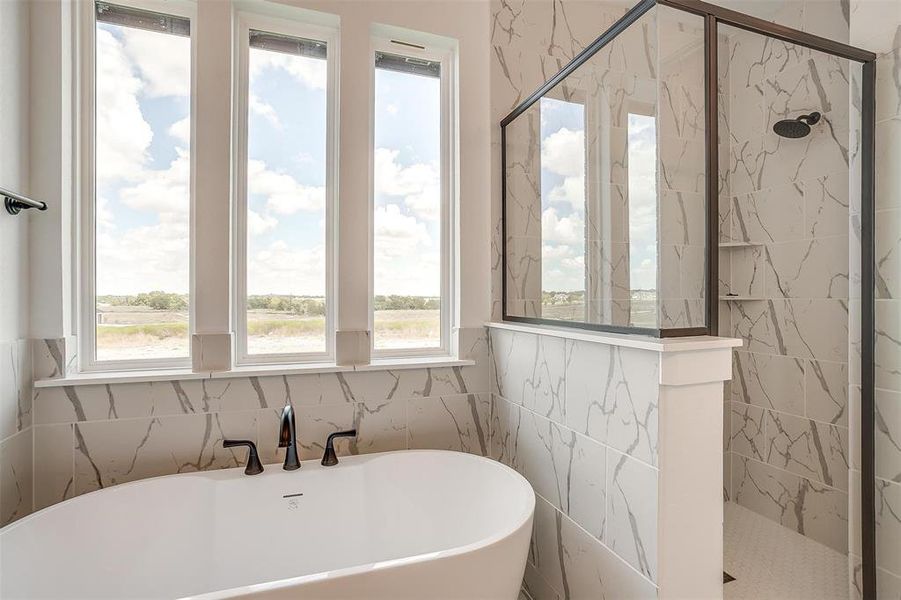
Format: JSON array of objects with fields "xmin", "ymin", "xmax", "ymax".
[{"xmin": 278, "ymin": 404, "xmax": 301, "ymax": 470}]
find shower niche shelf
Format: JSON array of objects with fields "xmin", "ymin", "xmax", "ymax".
[
  {"xmin": 718, "ymin": 296, "xmax": 765, "ymax": 302},
  {"xmin": 719, "ymin": 242, "xmax": 763, "ymax": 248}
]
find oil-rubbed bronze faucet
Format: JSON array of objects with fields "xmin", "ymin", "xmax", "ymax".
[
  {"xmin": 321, "ymin": 430, "xmax": 357, "ymax": 466},
  {"xmin": 278, "ymin": 404, "xmax": 301, "ymax": 470}
]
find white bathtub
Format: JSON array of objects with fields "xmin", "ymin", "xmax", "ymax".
[{"xmin": 0, "ymin": 450, "xmax": 534, "ymax": 600}]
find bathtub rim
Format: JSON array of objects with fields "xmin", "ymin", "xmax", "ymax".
[{"xmin": 1, "ymin": 450, "xmax": 535, "ymax": 600}]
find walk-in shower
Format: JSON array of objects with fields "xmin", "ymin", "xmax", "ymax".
[{"xmin": 500, "ymin": 0, "xmax": 879, "ymax": 595}]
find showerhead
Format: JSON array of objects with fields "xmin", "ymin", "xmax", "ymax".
[{"xmin": 773, "ymin": 112, "xmax": 821, "ymax": 138}]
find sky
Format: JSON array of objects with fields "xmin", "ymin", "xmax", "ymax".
[
  {"xmin": 96, "ymin": 22, "xmax": 442, "ymax": 299},
  {"xmin": 538, "ymin": 98, "xmax": 658, "ymax": 293}
]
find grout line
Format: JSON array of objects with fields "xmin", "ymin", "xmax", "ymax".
[
  {"xmin": 734, "ymin": 453, "xmax": 851, "ymax": 494},
  {"xmin": 493, "ymin": 393, "xmax": 660, "ymax": 472},
  {"xmin": 534, "ymin": 491, "xmax": 660, "ymax": 590}
]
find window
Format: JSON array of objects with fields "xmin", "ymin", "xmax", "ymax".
[
  {"xmin": 86, "ymin": 2, "xmax": 193, "ymax": 368},
  {"xmin": 234, "ymin": 18, "xmax": 336, "ymax": 364},
  {"xmin": 372, "ymin": 42, "xmax": 453, "ymax": 355}
]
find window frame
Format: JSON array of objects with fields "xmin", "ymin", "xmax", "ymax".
[
  {"xmin": 369, "ymin": 36, "xmax": 457, "ymax": 359},
  {"xmin": 78, "ymin": 0, "xmax": 197, "ymax": 372},
  {"xmin": 232, "ymin": 12, "xmax": 338, "ymax": 366}
]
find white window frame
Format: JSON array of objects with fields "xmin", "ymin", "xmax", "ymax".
[
  {"xmin": 232, "ymin": 12, "xmax": 338, "ymax": 366},
  {"xmin": 369, "ymin": 36, "xmax": 457, "ymax": 359},
  {"xmin": 78, "ymin": 0, "xmax": 197, "ymax": 372}
]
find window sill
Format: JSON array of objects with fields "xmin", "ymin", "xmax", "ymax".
[{"xmin": 33, "ymin": 356, "xmax": 475, "ymax": 388}]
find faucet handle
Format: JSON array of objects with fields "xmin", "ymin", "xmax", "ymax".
[
  {"xmin": 223, "ymin": 439, "xmax": 264, "ymax": 475},
  {"xmin": 321, "ymin": 429, "xmax": 357, "ymax": 466}
]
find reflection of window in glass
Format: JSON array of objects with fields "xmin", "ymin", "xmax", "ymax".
[
  {"xmin": 372, "ymin": 50, "xmax": 445, "ymax": 353},
  {"xmin": 626, "ymin": 112, "xmax": 658, "ymax": 328},
  {"xmin": 93, "ymin": 3, "xmax": 191, "ymax": 365},
  {"xmin": 539, "ymin": 97, "xmax": 586, "ymax": 321},
  {"xmin": 240, "ymin": 29, "xmax": 330, "ymax": 360}
]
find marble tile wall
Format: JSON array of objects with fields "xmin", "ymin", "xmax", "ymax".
[
  {"xmin": 849, "ymin": 2, "xmax": 901, "ymax": 595},
  {"xmin": 30, "ymin": 329, "xmax": 491, "ymax": 510},
  {"xmin": 719, "ymin": 24, "xmax": 853, "ymax": 555},
  {"xmin": 490, "ymin": 327, "xmax": 660, "ymax": 599},
  {"xmin": 0, "ymin": 339, "xmax": 33, "ymax": 526}
]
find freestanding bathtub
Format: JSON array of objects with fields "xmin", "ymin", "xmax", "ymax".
[{"xmin": 0, "ymin": 450, "xmax": 534, "ymax": 599}]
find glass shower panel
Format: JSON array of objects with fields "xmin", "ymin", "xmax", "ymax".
[
  {"xmin": 503, "ymin": 7, "xmax": 663, "ymax": 330},
  {"xmin": 657, "ymin": 6, "xmax": 707, "ymax": 330},
  {"xmin": 717, "ymin": 21, "xmax": 860, "ymax": 590}
]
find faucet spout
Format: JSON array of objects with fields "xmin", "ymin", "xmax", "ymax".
[{"xmin": 278, "ymin": 404, "xmax": 301, "ymax": 471}]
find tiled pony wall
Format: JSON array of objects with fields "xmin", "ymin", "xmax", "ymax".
[
  {"xmin": 0, "ymin": 0, "xmax": 34, "ymax": 528},
  {"xmin": 489, "ymin": 327, "xmax": 662, "ymax": 599}
]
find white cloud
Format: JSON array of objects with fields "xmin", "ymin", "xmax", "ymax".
[
  {"xmin": 374, "ymin": 203, "xmax": 432, "ymax": 258},
  {"xmin": 167, "ymin": 117, "xmax": 190, "ymax": 146},
  {"xmin": 248, "ymin": 210, "xmax": 278, "ymax": 236},
  {"xmin": 250, "ymin": 50, "xmax": 326, "ymax": 91},
  {"xmin": 118, "ymin": 149, "xmax": 191, "ymax": 219},
  {"xmin": 247, "ymin": 241, "xmax": 325, "ymax": 296},
  {"xmin": 249, "ymin": 94, "xmax": 281, "ymax": 128},
  {"xmin": 247, "ymin": 159, "xmax": 325, "ymax": 215},
  {"xmin": 96, "ymin": 28, "xmax": 153, "ymax": 181},
  {"xmin": 374, "ymin": 148, "xmax": 440, "ymax": 221},
  {"xmin": 541, "ymin": 127, "xmax": 585, "ymax": 177},
  {"xmin": 541, "ymin": 207, "xmax": 583, "ymax": 244},
  {"xmin": 120, "ymin": 28, "xmax": 190, "ymax": 98},
  {"xmin": 547, "ymin": 175, "xmax": 585, "ymax": 209}
]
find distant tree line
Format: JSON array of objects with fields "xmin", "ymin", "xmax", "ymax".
[
  {"xmin": 97, "ymin": 291, "xmax": 188, "ymax": 311},
  {"xmin": 98, "ymin": 292, "xmax": 439, "ymax": 314}
]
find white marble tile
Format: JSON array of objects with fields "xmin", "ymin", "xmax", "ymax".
[
  {"xmin": 732, "ymin": 350, "xmax": 805, "ymax": 416},
  {"xmin": 660, "ymin": 190, "xmax": 705, "ymax": 247},
  {"xmin": 731, "ymin": 184, "xmax": 805, "ymax": 243},
  {"xmin": 876, "ymin": 478, "xmax": 901, "ymax": 576},
  {"xmin": 731, "ymin": 402, "xmax": 766, "ymax": 460},
  {"xmin": 804, "ymin": 173, "xmax": 850, "ymax": 239},
  {"xmin": 732, "ymin": 454, "xmax": 848, "ymax": 553},
  {"xmin": 503, "ymin": 401, "xmax": 606, "ymax": 541},
  {"xmin": 876, "ymin": 388, "xmax": 901, "ymax": 484},
  {"xmin": 564, "ymin": 340, "xmax": 658, "ymax": 465},
  {"xmin": 530, "ymin": 495, "xmax": 657, "ymax": 600},
  {"xmin": 407, "ymin": 393, "xmax": 490, "ymax": 456},
  {"xmin": 876, "ymin": 299, "xmax": 901, "ymax": 392},
  {"xmin": 732, "ymin": 298, "xmax": 849, "ymax": 363},
  {"xmin": 490, "ymin": 328, "xmax": 566, "ymax": 423},
  {"xmin": 522, "ymin": 562, "xmax": 560, "ymax": 600},
  {"xmin": 0, "ymin": 340, "xmax": 32, "ymax": 440},
  {"xmin": 876, "ymin": 208, "xmax": 900, "ymax": 300},
  {"xmin": 764, "ymin": 410, "xmax": 849, "ymax": 491},
  {"xmin": 878, "ymin": 567, "xmax": 901, "ymax": 600},
  {"xmin": 606, "ymin": 449, "xmax": 658, "ymax": 581},
  {"xmin": 764, "ymin": 236, "xmax": 849, "ymax": 299},
  {"xmin": 876, "ymin": 118, "xmax": 901, "ymax": 211},
  {"xmin": 805, "ymin": 359, "xmax": 848, "ymax": 426},
  {"xmin": 877, "ymin": 47, "xmax": 901, "ymax": 123},
  {"xmin": 32, "ymin": 338, "xmax": 66, "ymax": 380},
  {"xmin": 0, "ymin": 428, "xmax": 33, "ymax": 526},
  {"xmin": 73, "ymin": 411, "xmax": 259, "ymax": 495},
  {"xmin": 33, "ymin": 423, "xmax": 74, "ymax": 511}
]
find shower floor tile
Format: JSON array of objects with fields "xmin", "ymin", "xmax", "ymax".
[{"xmin": 724, "ymin": 502, "xmax": 848, "ymax": 600}]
